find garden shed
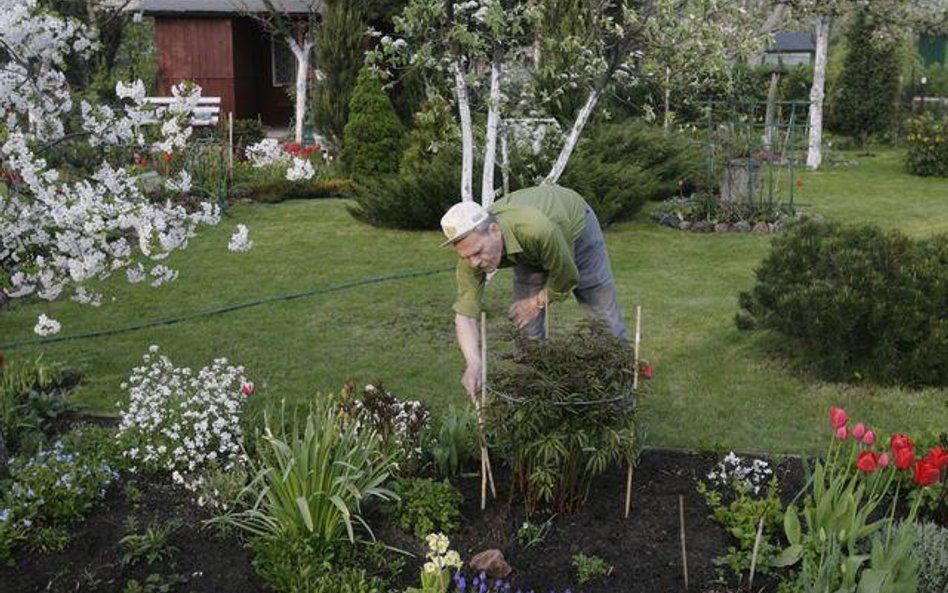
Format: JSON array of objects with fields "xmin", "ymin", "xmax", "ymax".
[
  {"xmin": 138, "ymin": 0, "xmax": 322, "ymax": 126},
  {"xmin": 762, "ymin": 32, "xmax": 815, "ymax": 68}
]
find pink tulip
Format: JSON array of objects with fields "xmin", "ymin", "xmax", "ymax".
[
  {"xmin": 835, "ymin": 426, "xmax": 848, "ymax": 440},
  {"xmin": 861, "ymin": 430, "xmax": 875, "ymax": 446},
  {"xmin": 830, "ymin": 407, "xmax": 848, "ymax": 429},
  {"xmin": 878, "ymin": 452, "xmax": 890, "ymax": 467},
  {"xmin": 241, "ymin": 382, "xmax": 255, "ymax": 397},
  {"xmin": 852, "ymin": 423, "xmax": 866, "ymax": 440}
]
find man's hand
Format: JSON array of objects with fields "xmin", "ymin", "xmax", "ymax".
[
  {"xmin": 461, "ymin": 361, "xmax": 483, "ymax": 401},
  {"xmin": 508, "ymin": 290, "xmax": 547, "ymax": 329}
]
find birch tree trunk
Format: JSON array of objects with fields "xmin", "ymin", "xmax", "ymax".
[
  {"xmin": 481, "ymin": 47, "xmax": 503, "ymax": 207},
  {"xmin": 544, "ymin": 86, "xmax": 602, "ymax": 185},
  {"xmin": 289, "ymin": 37, "xmax": 313, "ymax": 144},
  {"xmin": 453, "ymin": 60, "xmax": 474, "ymax": 202},
  {"xmin": 763, "ymin": 70, "xmax": 781, "ymax": 151},
  {"xmin": 806, "ymin": 15, "xmax": 831, "ymax": 170}
]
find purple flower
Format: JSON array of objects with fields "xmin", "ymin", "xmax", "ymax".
[{"xmin": 454, "ymin": 571, "xmax": 467, "ymax": 592}]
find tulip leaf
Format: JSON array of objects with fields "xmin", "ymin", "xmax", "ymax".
[
  {"xmin": 770, "ymin": 544, "xmax": 802, "ymax": 568},
  {"xmin": 784, "ymin": 507, "xmax": 801, "ymax": 545},
  {"xmin": 856, "ymin": 568, "xmax": 889, "ymax": 593}
]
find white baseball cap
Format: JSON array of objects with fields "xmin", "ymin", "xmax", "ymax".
[{"xmin": 440, "ymin": 201, "xmax": 489, "ymax": 247}]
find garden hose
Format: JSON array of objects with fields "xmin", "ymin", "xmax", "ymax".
[{"xmin": 1, "ymin": 266, "xmax": 453, "ymax": 350}]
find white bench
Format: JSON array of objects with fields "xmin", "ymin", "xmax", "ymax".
[{"xmin": 142, "ymin": 96, "xmax": 221, "ymax": 126}]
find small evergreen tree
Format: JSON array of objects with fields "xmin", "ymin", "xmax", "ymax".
[
  {"xmin": 831, "ymin": 9, "xmax": 901, "ymax": 152},
  {"xmin": 313, "ymin": 0, "xmax": 365, "ymax": 141},
  {"xmin": 340, "ymin": 64, "xmax": 404, "ymax": 176}
]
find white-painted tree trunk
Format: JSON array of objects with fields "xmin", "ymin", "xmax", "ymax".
[
  {"xmin": 288, "ymin": 37, "xmax": 313, "ymax": 144},
  {"xmin": 544, "ymin": 86, "xmax": 602, "ymax": 185},
  {"xmin": 481, "ymin": 50, "xmax": 503, "ymax": 207},
  {"xmin": 453, "ymin": 60, "xmax": 474, "ymax": 202},
  {"xmin": 806, "ymin": 15, "xmax": 831, "ymax": 170}
]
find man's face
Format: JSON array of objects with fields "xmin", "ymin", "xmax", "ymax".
[{"xmin": 453, "ymin": 224, "xmax": 503, "ymax": 274}]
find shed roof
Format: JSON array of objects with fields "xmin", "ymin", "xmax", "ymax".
[
  {"xmin": 138, "ymin": 0, "xmax": 320, "ymax": 14},
  {"xmin": 767, "ymin": 32, "xmax": 815, "ymax": 53}
]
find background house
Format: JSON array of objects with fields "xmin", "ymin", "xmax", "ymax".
[
  {"xmin": 138, "ymin": 0, "xmax": 321, "ymax": 127},
  {"xmin": 762, "ymin": 32, "xmax": 816, "ymax": 69}
]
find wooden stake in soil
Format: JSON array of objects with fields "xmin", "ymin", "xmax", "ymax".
[
  {"xmin": 748, "ymin": 516, "xmax": 765, "ymax": 592},
  {"xmin": 679, "ymin": 494, "xmax": 689, "ymax": 593},
  {"xmin": 624, "ymin": 304, "xmax": 642, "ymax": 518},
  {"xmin": 479, "ymin": 311, "xmax": 497, "ymax": 510}
]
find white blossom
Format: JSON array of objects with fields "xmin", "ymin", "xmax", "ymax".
[
  {"xmin": 34, "ymin": 313, "xmax": 62, "ymax": 336},
  {"xmin": 228, "ymin": 224, "xmax": 253, "ymax": 252},
  {"xmin": 285, "ymin": 157, "xmax": 314, "ymax": 181}
]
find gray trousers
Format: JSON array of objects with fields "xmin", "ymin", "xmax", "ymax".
[{"xmin": 513, "ymin": 206, "xmax": 628, "ymax": 341}]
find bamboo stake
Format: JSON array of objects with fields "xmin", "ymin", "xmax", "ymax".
[
  {"xmin": 679, "ymin": 494, "xmax": 689, "ymax": 593},
  {"xmin": 748, "ymin": 516, "xmax": 765, "ymax": 592},
  {"xmin": 479, "ymin": 311, "xmax": 496, "ymax": 510},
  {"xmin": 624, "ymin": 305, "xmax": 642, "ymax": 518}
]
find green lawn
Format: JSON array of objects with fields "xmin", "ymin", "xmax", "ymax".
[{"xmin": 2, "ymin": 148, "xmax": 946, "ymax": 455}]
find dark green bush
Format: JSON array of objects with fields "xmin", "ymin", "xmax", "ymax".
[
  {"xmin": 347, "ymin": 146, "xmax": 478, "ymax": 230},
  {"xmin": 340, "ymin": 65, "xmax": 404, "ymax": 176},
  {"xmin": 905, "ymin": 113, "xmax": 948, "ymax": 177},
  {"xmin": 737, "ymin": 220, "xmax": 948, "ymax": 386},
  {"xmin": 560, "ymin": 120, "xmax": 705, "ymax": 226},
  {"xmin": 247, "ymin": 177, "xmax": 359, "ymax": 203}
]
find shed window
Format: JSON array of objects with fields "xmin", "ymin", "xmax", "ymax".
[{"xmin": 271, "ymin": 36, "xmax": 295, "ymax": 87}]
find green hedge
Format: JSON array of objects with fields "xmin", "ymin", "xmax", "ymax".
[
  {"xmin": 737, "ymin": 220, "xmax": 948, "ymax": 386},
  {"xmin": 561, "ymin": 120, "xmax": 705, "ymax": 226},
  {"xmin": 905, "ymin": 113, "xmax": 948, "ymax": 177}
]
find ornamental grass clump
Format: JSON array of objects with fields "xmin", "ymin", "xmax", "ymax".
[
  {"xmin": 488, "ymin": 323, "xmax": 639, "ymax": 514},
  {"xmin": 116, "ymin": 345, "xmax": 252, "ymax": 503},
  {"xmin": 215, "ymin": 397, "xmax": 395, "ymax": 545},
  {"xmin": 774, "ymin": 406, "xmax": 948, "ymax": 593}
]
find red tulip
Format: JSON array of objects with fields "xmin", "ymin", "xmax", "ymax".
[
  {"xmin": 829, "ymin": 407, "xmax": 848, "ymax": 429},
  {"xmin": 922, "ymin": 446, "xmax": 948, "ymax": 471},
  {"xmin": 856, "ymin": 451, "xmax": 878, "ymax": 473},
  {"xmin": 914, "ymin": 459, "xmax": 941, "ymax": 487},
  {"xmin": 890, "ymin": 434, "xmax": 914, "ymax": 452},
  {"xmin": 852, "ymin": 423, "xmax": 866, "ymax": 440},
  {"xmin": 796, "ymin": 177, "xmax": 804, "ymax": 189},
  {"xmin": 0, "ymin": 350, "xmax": 5, "ymax": 369},
  {"xmin": 861, "ymin": 430, "xmax": 875, "ymax": 446},
  {"xmin": 639, "ymin": 361, "xmax": 654, "ymax": 380},
  {"xmin": 835, "ymin": 426, "xmax": 848, "ymax": 440},
  {"xmin": 894, "ymin": 447, "xmax": 915, "ymax": 471}
]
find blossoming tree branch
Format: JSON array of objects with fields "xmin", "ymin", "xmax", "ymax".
[
  {"xmin": 371, "ymin": 0, "xmax": 766, "ymax": 207},
  {"xmin": 0, "ymin": 0, "xmax": 249, "ymax": 334}
]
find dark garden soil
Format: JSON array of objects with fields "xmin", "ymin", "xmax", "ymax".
[{"xmin": 0, "ymin": 447, "xmax": 805, "ymax": 593}]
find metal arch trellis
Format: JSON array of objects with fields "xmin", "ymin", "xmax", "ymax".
[{"xmin": 704, "ymin": 99, "xmax": 812, "ymax": 212}]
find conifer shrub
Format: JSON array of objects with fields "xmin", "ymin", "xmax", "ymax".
[
  {"xmin": 737, "ymin": 220, "xmax": 948, "ymax": 386},
  {"xmin": 347, "ymin": 145, "xmax": 481, "ymax": 230},
  {"xmin": 340, "ymin": 65, "xmax": 404, "ymax": 176},
  {"xmin": 560, "ymin": 120, "xmax": 705, "ymax": 226},
  {"xmin": 905, "ymin": 113, "xmax": 948, "ymax": 177}
]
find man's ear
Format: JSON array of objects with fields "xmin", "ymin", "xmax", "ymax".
[{"xmin": 488, "ymin": 221, "xmax": 502, "ymax": 240}]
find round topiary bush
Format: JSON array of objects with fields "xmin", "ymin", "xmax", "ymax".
[{"xmin": 737, "ymin": 219, "xmax": 948, "ymax": 386}]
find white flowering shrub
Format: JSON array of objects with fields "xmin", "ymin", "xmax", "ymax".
[
  {"xmin": 705, "ymin": 451, "xmax": 774, "ymax": 496},
  {"xmin": 117, "ymin": 346, "xmax": 252, "ymax": 501},
  {"xmin": 244, "ymin": 138, "xmax": 317, "ymax": 181},
  {"xmin": 228, "ymin": 224, "xmax": 253, "ymax": 253},
  {"xmin": 0, "ymin": 1, "xmax": 225, "ymax": 333}
]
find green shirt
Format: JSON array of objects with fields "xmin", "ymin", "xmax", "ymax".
[{"xmin": 453, "ymin": 185, "xmax": 588, "ymax": 318}]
